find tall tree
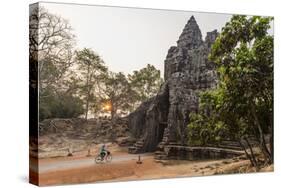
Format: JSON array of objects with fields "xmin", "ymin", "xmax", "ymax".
[
  {"xmin": 29, "ymin": 6, "xmax": 76, "ymax": 95},
  {"xmin": 75, "ymin": 48, "xmax": 108, "ymax": 120},
  {"xmin": 128, "ymin": 64, "xmax": 163, "ymax": 107},
  {"xmin": 30, "ymin": 6, "xmax": 85, "ymax": 121},
  {"xmin": 188, "ymin": 15, "xmax": 273, "ymax": 167},
  {"xmin": 99, "ymin": 72, "xmax": 136, "ymax": 119}
]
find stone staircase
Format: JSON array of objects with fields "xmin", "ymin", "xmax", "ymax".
[
  {"xmin": 128, "ymin": 139, "xmax": 145, "ymax": 154},
  {"xmin": 154, "ymin": 142, "xmax": 181, "ymax": 160},
  {"xmin": 154, "ymin": 127, "xmax": 170, "ymax": 160},
  {"xmin": 161, "ymin": 127, "xmax": 170, "ymax": 144},
  {"xmin": 154, "ymin": 150, "xmax": 167, "ymax": 160},
  {"xmin": 129, "ymin": 123, "xmax": 170, "ymax": 155}
]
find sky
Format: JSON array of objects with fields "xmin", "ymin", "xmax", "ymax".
[{"xmin": 41, "ymin": 2, "xmax": 233, "ymax": 77}]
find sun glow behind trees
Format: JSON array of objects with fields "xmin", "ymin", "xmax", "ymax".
[{"xmin": 31, "ymin": 6, "xmax": 163, "ymax": 121}]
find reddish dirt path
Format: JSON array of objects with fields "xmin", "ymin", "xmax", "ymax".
[
  {"xmin": 30, "ymin": 147, "xmax": 273, "ymax": 186},
  {"xmin": 35, "ymin": 153, "xmax": 152, "ymax": 173}
]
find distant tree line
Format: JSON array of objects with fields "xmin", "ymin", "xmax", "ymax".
[
  {"xmin": 29, "ymin": 7, "xmax": 163, "ymax": 121},
  {"xmin": 187, "ymin": 16, "xmax": 273, "ymax": 169}
]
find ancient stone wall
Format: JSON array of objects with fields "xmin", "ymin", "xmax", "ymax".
[{"xmin": 155, "ymin": 145, "xmax": 244, "ymax": 160}]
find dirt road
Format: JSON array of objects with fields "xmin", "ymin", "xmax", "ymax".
[
  {"xmin": 30, "ymin": 148, "xmax": 270, "ymax": 186},
  {"xmin": 36, "ymin": 153, "xmax": 152, "ymax": 173}
]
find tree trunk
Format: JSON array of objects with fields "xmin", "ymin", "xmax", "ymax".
[
  {"xmin": 84, "ymin": 63, "xmax": 91, "ymax": 120},
  {"xmin": 245, "ymin": 137, "xmax": 259, "ymax": 170},
  {"xmin": 110, "ymin": 105, "xmax": 116, "ymax": 120},
  {"xmin": 110, "ymin": 108, "xmax": 114, "ymax": 120},
  {"xmin": 85, "ymin": 96, "xmax": 89, "ymax": 120},
  {"xmin": 269, "ymin": 112, "xmax": 274, "ymax": 163},
  {"xmin": 239, "ymin": 140, "xmax": 256, "ymax": 168},
  {"xmin": 250, "ymin": 103, "xmax": 272, "ymax": 164}
]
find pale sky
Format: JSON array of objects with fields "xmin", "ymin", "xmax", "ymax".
[{"xmin": 41, "ymin": 2, "xmax": 233, "ymax": 77}]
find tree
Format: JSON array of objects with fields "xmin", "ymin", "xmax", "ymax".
[
  {"xmin": 99, "ymin": 72, "xmax": 136, "ymax": 119},
  {"xmin": 29, "ymin": 6, "xmax": 76, "ymax": 95},
  {"xmin": 188, "ymin": 15, "xmax": 273, "ymax": 167},
  {"xmin": 128, "ymin": 64, "xmax": 163, "ymax": 107},
  {"xmin": 39, "ymin": 91, "xmax": 84, "ymax": 121},
  {"xmin": 30, "ymin": 6, "xmax": 85, "ymax": 121},
  {"xmin": 75, "ymin": 48, "xmax": 108, "ymax": 120}
]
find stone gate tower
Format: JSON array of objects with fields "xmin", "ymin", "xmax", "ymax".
[{"xmin": 128, "ymin": 16, "xmax": 218, "ymax": 154}]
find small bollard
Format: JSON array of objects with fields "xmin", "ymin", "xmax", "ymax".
[
  {"xmin": 86, "ymin": 149, "xmax": 91, "ymax": 157},
  {"xmin": 136, "ymin": 155, "xmax": 142, "ymax": 164},
  {"xmin": 67, "ymin": 148, "xmax": 73, "ymax": 157}
]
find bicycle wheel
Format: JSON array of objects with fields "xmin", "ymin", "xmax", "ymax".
[
  {"xmin": 106, "ymin": 154, "xmax": 112, "ymax": 162},
  {"xmin": 95, "ymin": 155, "xmax": 102, "ymax": 164}
]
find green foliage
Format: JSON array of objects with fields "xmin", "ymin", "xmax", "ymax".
[
  {"xmin": 30, "ymin": 6, "xmax": 85, "ymax": 121},
  {"xmin": 188, "ymin": 15, "xmax": 273, "ymax": 163},
  {"xmin": 128, "ymin": 64, "xmax": 163, "ymax": 103},
  {"xmin": 39, "ymin": 91, "xmax": 84, "ymax": 121},
  {"xmin": 34, "ymin": 8, "xmax": 164, "ymax": 122},
  {"xmin": 100, "ymin": 72, "xmax": 137, "ymax": 118},
  {"xmin": 98, "ymin": 64, "xmax": 163, "ymax": 118},
  {"xmin": 75, "ymin": 48, "xmax": 108, "ymax": 119}
]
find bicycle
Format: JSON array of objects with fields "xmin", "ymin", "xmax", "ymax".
[{"xmin": 95, "ymin": 151, "xmax": 112, "ymax": 164}]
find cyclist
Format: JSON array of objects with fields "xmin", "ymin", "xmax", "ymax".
[{"xmin": 100, "ymin": 144, "xmax": 108, "ymax": 160}]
